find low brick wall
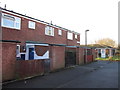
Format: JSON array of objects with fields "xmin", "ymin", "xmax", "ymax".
[{"xmin": 16, "ymin": 60, "xmax": 45, "ymax": 79}]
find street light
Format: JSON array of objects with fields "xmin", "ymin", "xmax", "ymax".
[{"xmin": 85, "ymin": 30, "xmax": 89, "ymax": 63}]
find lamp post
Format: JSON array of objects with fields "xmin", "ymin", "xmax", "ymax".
[{"xmin": 85, "ymin": 30, "xmax": 89, "ymax": 63}]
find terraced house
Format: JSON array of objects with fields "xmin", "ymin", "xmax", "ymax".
[{"xmin": 0, "ymin": 7, "xmax": 95, "ymax": 82}]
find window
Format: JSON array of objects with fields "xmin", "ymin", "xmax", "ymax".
[
  {"xmin": 16, "ymin": 45, "xmax": 20, "ymax": 59},
  {"xmin": 75, "ymin": 34, "xmax": 77, "ymax": 39},
  {"xmin": 58, "ymin": 30, "xmax": 62, "ymax": 36},
  {"xmin": 28, "ymin": 21, "xmax": 35, "ymax": 29},
  {"xmin": 67, "ymin": 32, "xmax": 73, "ymax": 40},
  {"xmin": 2, "ymin": 13, "xmax": 21, "ymax": 29},
  {"xmin": 77, "ymin": 41, "xmax": 80, "ymax": 44},
  {"xmin": 45, "ymin": 26, "xmax": 54, "ymax": 36}
]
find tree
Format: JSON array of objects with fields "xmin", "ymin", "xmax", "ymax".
[{"xmin": 95, "ymin": 38, "xmax": 116, "ymax": 47}]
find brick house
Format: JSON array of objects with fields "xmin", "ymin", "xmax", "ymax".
[
  {"xmin": 1, "ymin": 7, "xmax": 94, "ymax": 82},
  {"xmin": 1, "ymin": 7, "xmax": 80, "ymax": 58},
  {"xmin": 83, "ymin": 44, "xmax": 116, "ymax": 58},
  {"xmin": 93, "ymin": 44, "xmax": 116, "ymax": 58}
]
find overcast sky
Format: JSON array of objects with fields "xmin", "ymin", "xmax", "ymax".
[{"xmin": 0, "ymin": 0, "xmax": 119, "ymax": 45}]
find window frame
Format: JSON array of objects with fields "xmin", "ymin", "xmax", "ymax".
[
  {"xmin": 28, "ymin": 21, "xmax": 36, "ymax": 29},
  {"xmin": 67, "ymin": 32, "xmax": 73, "ymax": 40},
  {"xmin": 75, "ymin": 34, "xmax": 78, "ymax": 39},
  {"xmin": 16, "ymin": 45, "xmax": 21, "ymax": 59},
  {"xmin": 58, "ymin": 29, "xmax": 62, "ymax": 36},
  {"xmin": 2, "ymin": 13, "xmax": 21, "ymax": 30},
  {"xmin": 45, "ymin": 26, "xmax": 54, "ymax": 36}
]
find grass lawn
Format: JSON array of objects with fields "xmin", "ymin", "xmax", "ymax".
[{"xmin": 96, "ymin": 55, "xmax": 120, "ymax": 61}]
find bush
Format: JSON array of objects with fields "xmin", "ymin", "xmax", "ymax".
[{"xmin": 108, "ymin": 56, "xmax": 113, "ymax": 61}]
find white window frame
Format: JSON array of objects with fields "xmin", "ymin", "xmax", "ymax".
[
  {"xmin": 45, "ymin": 26, "xmax": 54, "ymax": 36},
  {"xmin": 28, "ymin": 21, "xmax": 36, "ymax": 29},
  {"xmin": 77, "ymin": 41, "xmax": 80, "ymax": 44},
  {"xmin": 2, "ymin": 13, "xmax": 21, "ymax": 30},
  {"xmin": 67, "ymin": 32, "xmax": 73, "ymax": 40},
  {"xmin": 16, "ymin": 45, "xmax": 20, "ymax": 58},
  {"xmin": 58, "ymin": 29, "xmax": 62, "ymax": 36},
  {"xmin": 75, "ymin": 34, "xmax": 78, "ymax": 39}
]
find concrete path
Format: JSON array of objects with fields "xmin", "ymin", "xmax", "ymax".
[{"xmin": 3, "ymin": 61, "xmax": 118, "ymax": 88}]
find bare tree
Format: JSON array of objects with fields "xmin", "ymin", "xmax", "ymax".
[{"xmin": 95, "ymin": 38, "xmax": 116, "ymax": 47}]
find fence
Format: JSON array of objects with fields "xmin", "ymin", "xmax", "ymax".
[{"xmin": 16, "ymin": 59, "xmax": 49, "ymax": 79}]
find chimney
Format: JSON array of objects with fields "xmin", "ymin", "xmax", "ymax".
[
  {"xmin": 4, "ymin": 4, "xmax": 6, "ymax": 9},
  {"xmin": 51, "ymin": 21, "xmax": 53, "ymax": 25}
]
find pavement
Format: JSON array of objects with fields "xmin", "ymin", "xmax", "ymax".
[{"xmin": 2, "ymin": 60, "xmax": 119, "ymax": 88}]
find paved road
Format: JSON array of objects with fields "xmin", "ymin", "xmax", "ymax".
[{"xmin": 3, "ymin": 61, "xmax": 118, "ymax": 88}]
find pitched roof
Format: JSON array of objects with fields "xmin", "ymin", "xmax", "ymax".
[
  {"xmin": 91, "ymin": 44, "xmax": 113, "ymax": 48},
  {"xmin": 80, "ymin": 44, "xmax": 113, "ymax": 48}
]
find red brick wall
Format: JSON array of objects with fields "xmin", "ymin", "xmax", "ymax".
[
  {"xmin": 0, "ymin": 43, "xmax": 2, "ymax": 82},
  {"xmin": 50, "ymin": 46, "xmax": 65, "ymax": 71},
  {"xmin": 76, "ymin": 48, "xmax": 79, "ymax": 65},
  {"xmin": 2, "ymin": 42, "xmax": 16, "ymax": 81},
  {"xmin": 92, "ymin": 49, "xmax": 97, "ymax": 61},
  {"xmin": 77, "ymin": 48, "xmax": 84, "ymax": 65},
  {"xmin": 65, "ymin": 47, "xmax": 76, "ymax": 52},
  {"xmin": 86, "ymin": 55, "xmax": 93, "ymax": 63},
  {"xmin": 84, "ymin": 48, "xmax": 94, "ymax": 63},
  {"xmin": 16, "ymin": 60, "xmax": 44, "ymax": 79}
]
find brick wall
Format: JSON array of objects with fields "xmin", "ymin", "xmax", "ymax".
[
  {"xmin": 84, "ymin": 48, "xmax": 95, "ymax": 63},
  {"xmin": 16, "ymin": 60, "xmax": 44, "ymax": 79},
  {"xmin": 0, "ymin": 43, "xmax": 2, "ymax": 82},
  {"xmin": 2, "ymin": 42, "xmax": 17, "ymax": 81},
  {"xmin": 50, "ymin": 46, "xmax": 65, "ymax": 71},
  {"xmin": 77, "ymin": 48, "xmax": 84, "ymax": 65},
  {"xmin": 86, "ymin": 55, "xmax": 93, "ymax": 63},
  {"xmin": 92, "ymin": 49, "xmax": 97, "ymax": 61}
]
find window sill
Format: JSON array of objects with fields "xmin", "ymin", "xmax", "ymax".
[
  {"xmin": 28, "ymin": 28, "xmax": 35, "ymax": 30},
  {"xmin": 2, "ymin": 26, "xmax": 21, "ymax": 30},
  {"xmin": 45, "ymin": 34, "xmax": 54, "ymax": 37}
]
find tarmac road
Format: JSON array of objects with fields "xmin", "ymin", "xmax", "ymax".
[{"xmin": 2, "ymin": 60, "xmax": 119, "ymax": 88}]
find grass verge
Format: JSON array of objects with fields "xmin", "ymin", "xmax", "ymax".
[{"xmin": 96, "ymin": 55, "xmax": 120, "ymax": 61}]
